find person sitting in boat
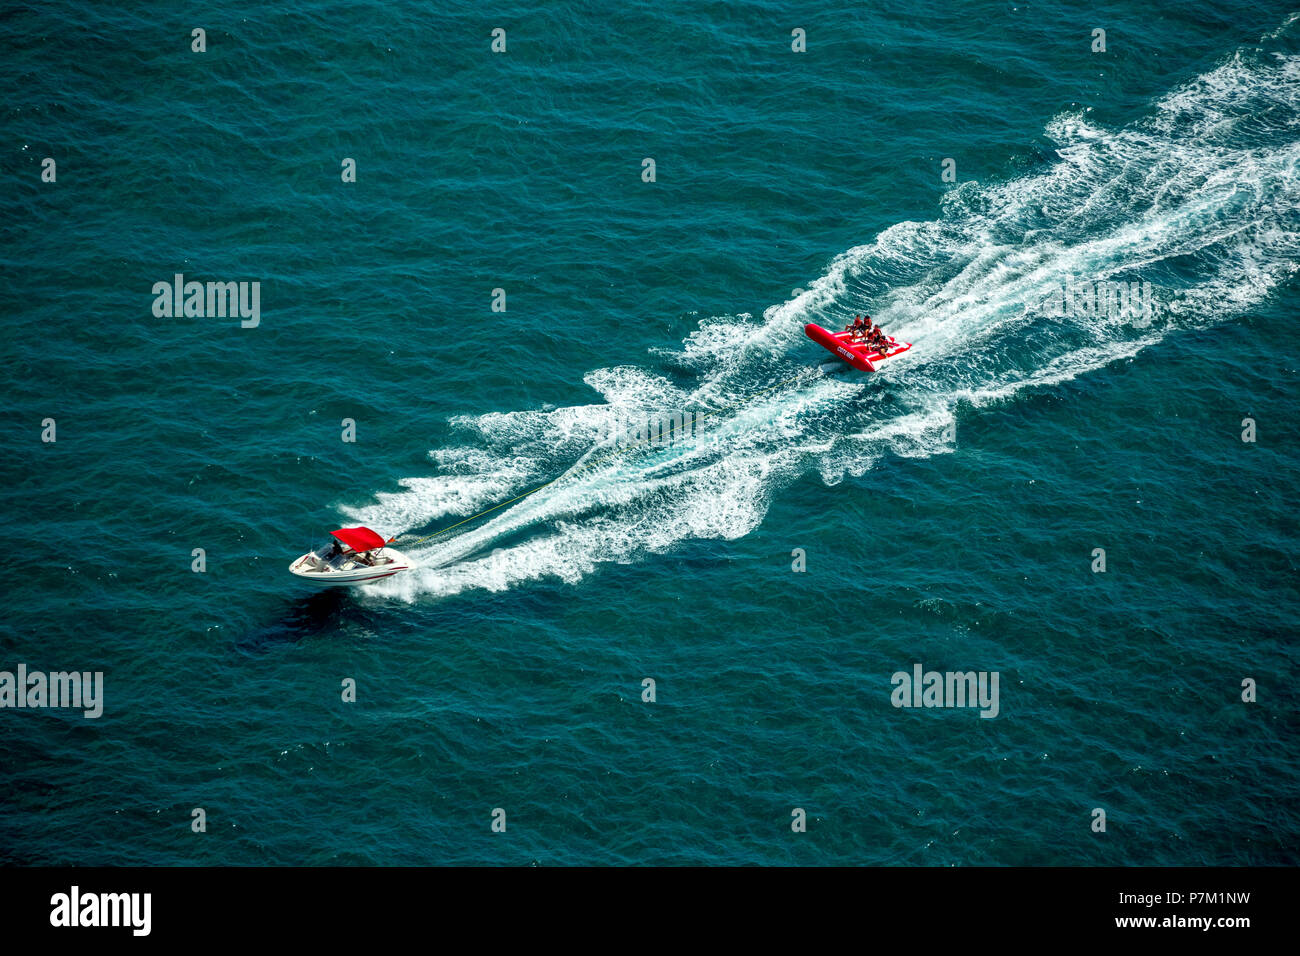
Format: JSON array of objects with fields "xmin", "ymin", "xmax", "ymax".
[
  {"xmin": 328, "ymin": 541, "xmax": 343, "ymax": 559},
  {"xmin": 850, "ymin": 316, "xmax": 872, "ymax": 341},
  {"xmin": 845, "ymin": 315, "xmax": 862, "ymax": 335}
]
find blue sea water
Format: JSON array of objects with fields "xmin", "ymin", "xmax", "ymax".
[{"xmin": 1, "ymin": 0, "xmax": 1298, "ymax": 865}]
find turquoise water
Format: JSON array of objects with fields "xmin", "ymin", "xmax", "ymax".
[{"xmin": 2, "ymin": 1, "xmax": 1298, "ymax": 865}]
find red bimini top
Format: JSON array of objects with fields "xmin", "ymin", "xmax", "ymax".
[{"xmin": 330, "ymin": 527, "xmax": 387, "ymax": 552}]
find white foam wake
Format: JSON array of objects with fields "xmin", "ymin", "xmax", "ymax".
[{"xmin": 346, "ymin": 33, "xmax": 1300, "ymax": 601}]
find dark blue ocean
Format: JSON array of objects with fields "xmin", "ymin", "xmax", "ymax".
[{"xmin": 2, "ymin": 1, "xmax": 1298, "ymax": 865}]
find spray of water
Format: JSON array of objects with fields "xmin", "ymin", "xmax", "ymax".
[{"xmin": 346, "ymin": 38, "xmax": 1300, "ymax": 601}]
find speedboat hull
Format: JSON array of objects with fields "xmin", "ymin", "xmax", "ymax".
[{"xmin": 288, "ymin": 546, "xmax": 413, "ymax": 587}]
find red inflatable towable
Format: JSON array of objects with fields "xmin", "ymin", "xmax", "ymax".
[{"xmin": 804, "ymin": 323, "xmax": 912, "ymax": 372}]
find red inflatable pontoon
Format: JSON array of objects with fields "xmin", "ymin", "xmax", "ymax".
[{"xmin": 804, "ymin": 323, "xmax": 912, "ymax": 372}]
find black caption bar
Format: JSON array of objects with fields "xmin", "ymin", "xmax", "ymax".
[{"xmin": 0, "ymin": 865, "xmax": 1285, "ymax": 943}]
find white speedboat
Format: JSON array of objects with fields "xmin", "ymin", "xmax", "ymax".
[{"xmin": 289, "ymin": 527, "xmax": 412, "ymax": 587}]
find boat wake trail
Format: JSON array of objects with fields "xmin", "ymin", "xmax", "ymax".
[{"xmin": 347, "ymin": 35, "xmax": 1300, "ymax": 602}]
